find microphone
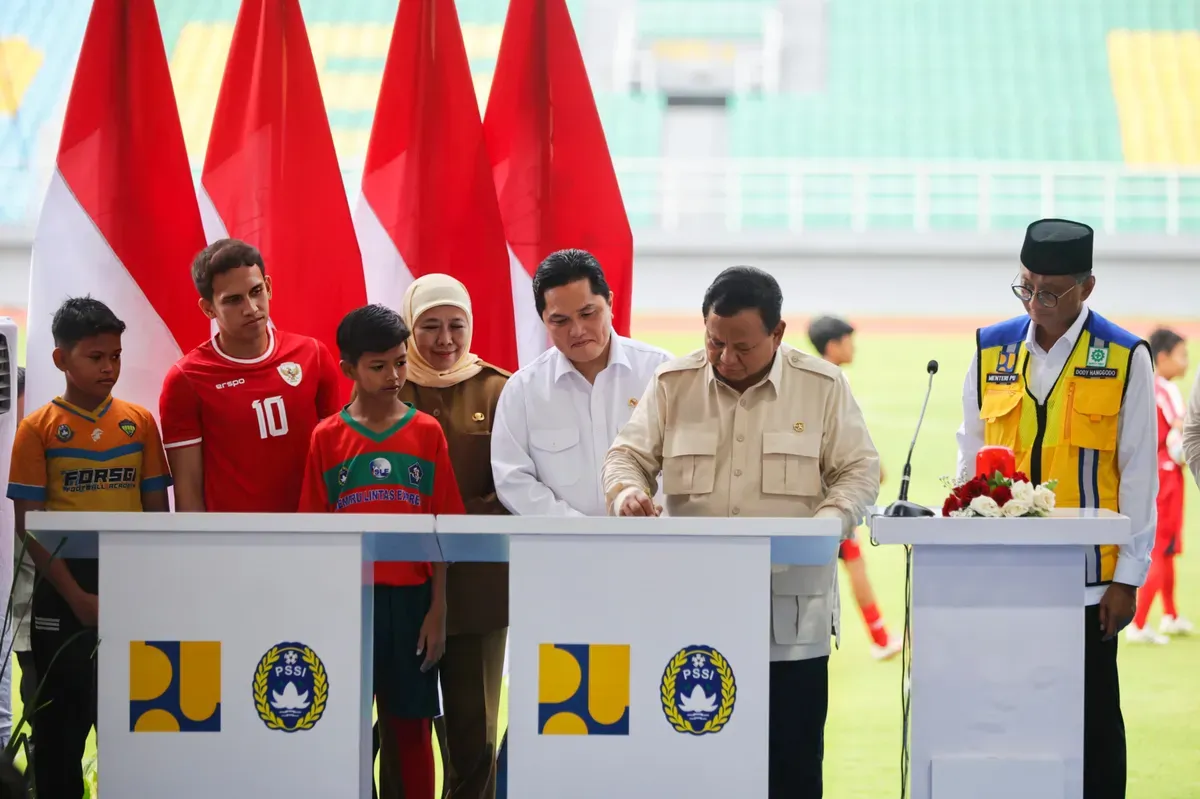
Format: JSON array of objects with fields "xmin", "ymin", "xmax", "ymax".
[{"xmin": 884, "ymin": 360, "xmax": 939, "ymax": 518}]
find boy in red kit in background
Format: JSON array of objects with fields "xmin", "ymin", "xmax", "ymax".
[
  {"xmin": 1129, "ymin": 327, "xmax": 1192, "ymax": 644},
  {"xmin": 159, "ymin": 239, "xmax": 341, "ymax": 512},
  {"xmin": 299, "ymin": 304, "xmax": 462, "ymax": 799},
  {"xmin": 808, "ymin": 315, "xmax": 901, "ymax": 660}
]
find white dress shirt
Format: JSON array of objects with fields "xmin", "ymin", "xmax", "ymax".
[
  {"xmin": 1182, "ymin": 369, "xmax": 1200, "ymax": 487},
  {"xmin": 492, "ymin": 333, "xmax": 673, "ymax": 517},
  {"xmin": 954, "ymin": 305, "xmax": 1157, "ymax": 605}
]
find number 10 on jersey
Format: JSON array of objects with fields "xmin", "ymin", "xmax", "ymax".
[{"xmin": 252, "ymin": 396, "xmax": 289, "ymax": 439}]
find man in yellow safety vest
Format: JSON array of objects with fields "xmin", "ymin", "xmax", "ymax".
[{"xmin": 955, "ymin": 218, "xmax": 1157, "ymax": 799}]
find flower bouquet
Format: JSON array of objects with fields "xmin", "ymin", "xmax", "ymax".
[
  {"xmin": 941, "ymin": 445, "xmax": 1058, "ymax": 518},
  {"xmin": 941, "ymin": 470, "xmax": 1057, "ymax": 518}
]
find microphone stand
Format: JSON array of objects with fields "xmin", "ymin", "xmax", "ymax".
[{"xmin": 884, "ymin": 361, "xmax": 938, "ymax": 518}]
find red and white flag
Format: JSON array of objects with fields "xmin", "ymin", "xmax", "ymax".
[
  {"xmin": 485, "ymin": 0, "xmax": 635, "ymax": 362},
  {"xmin": 355, "ymin": 0, "xmax": 519, "ymax": 372},
  {"xmin": 26, "ymin": 0, "xmax": 209, "ymax": 415},
  {"xmin": 201, "ymin": 0, "xmax": 366, "ymax": 372}
]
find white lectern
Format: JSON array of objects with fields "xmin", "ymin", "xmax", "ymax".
[
  {"xmin": 870, "ymin": 508, "xmax": 1131, "ymax": 799},
  {"xmin": 25, "ymin": 511, "xmax": 841, "ymax": 799}
]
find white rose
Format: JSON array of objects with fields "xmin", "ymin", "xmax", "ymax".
[
  {"xmin": 968, "ymin": 495, "xmax": 1002, "ymax": 517},
  {"xmin": 1002, "ymin": 498, "xmax": 1032, "ymax": 517},
  {"xmin": 1032, "ymin": 485, "xmax": 1056, "ymax": 513},
  {"xmin": 1010, "ymin": 481, "xmax": 1035, "ymax": 505}
]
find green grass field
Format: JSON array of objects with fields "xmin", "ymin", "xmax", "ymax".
[{"xmin": 6, "ymin": 325, "xmax": 1199, "ymax": 798}]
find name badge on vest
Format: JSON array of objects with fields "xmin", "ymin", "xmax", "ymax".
[
  {"xmin": 1073, "ymin": 367, "xmax": 1118, "ymax": 379},
  {"xmin": 986, "ymin": 373, "xmax": 1020, "ymax": 385}
]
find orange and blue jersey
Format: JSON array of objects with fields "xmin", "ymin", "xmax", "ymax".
[{"xmin": 8, "ymin": 395, "xmax": 172, "ymax": 510}]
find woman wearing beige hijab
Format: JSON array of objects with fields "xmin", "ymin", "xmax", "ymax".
[{"xmin": 397, "ymin": 274, "xmax": 509, "ymax": 799}]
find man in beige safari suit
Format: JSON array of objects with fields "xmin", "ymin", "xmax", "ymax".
[{"xmin": 602, "ymin": 266, "xmax": 880, "ymax": 799}]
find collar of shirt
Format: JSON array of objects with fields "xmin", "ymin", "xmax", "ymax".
[
  {"xmin": 1023, "ymin": 303, "xmax": 1090, "ymax": 358},
  {"xmin": 704, "ymin": 347, "xmax": 785, "ymax": 398},
  {"xmin": 552, "ymin": 330, "xmax": 630, "ymax": 384}
]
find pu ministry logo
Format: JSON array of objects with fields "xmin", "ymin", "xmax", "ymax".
[
  {"xmin": 253, "ymin": 642, "xmax": 329, "ymax": 732},
  {"xmin": 660, "ymin": 645, "xmax": 736, "ymax": 735},
  {"xmin": 538, "ymin": 643, "xmax": 630, "ymax": 735},
  {"xmin": 129, "ymin": 641, "xmax": 221, "ymax": 732}
]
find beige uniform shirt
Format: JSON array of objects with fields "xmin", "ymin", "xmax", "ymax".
[
  {"xmin": 602, "ymin": 343, "xmax": 881, "ymax": 662},
  {"xmin": 1182, "ymin": 368, "xmax": 1200, "ymax": 487}
]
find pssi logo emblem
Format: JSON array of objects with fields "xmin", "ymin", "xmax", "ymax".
[
  {"xmin": 129, "ymin": 640, "xmax": 221, "ymax": 732},
  {"xmin": 55, "ymin": 424, "xmax": 73, "ymax": 442},
  {"xmin": 118, "ymin": 419, "xmax": 137, "ymax": 438},
  {"xmin": 660, "ymin": 645, "xmax": 737, "ymax": 735},
  {"xmin": 538, "ymin": 643, "xmax": 630, "ymax": 735},
  {"xmin": 253, "ymin": 642, "xmax": 329, "ymax": 733},
  {"xmin": 337, "ymin": 465, "xmax": 349, "ymax": 486}
]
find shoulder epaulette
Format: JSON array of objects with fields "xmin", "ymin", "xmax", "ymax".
[
  {"xmin": 782, "ymin": 348, "xmax": 839, "ymax": 381},
  {"xmin": 657, "ymin": 349, "xmax": 708, "ymax": 376}
]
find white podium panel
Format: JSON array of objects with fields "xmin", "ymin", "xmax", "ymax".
[
  {"xmin": 28, "ymin": 512, "xmax": 839, "ymax": 798},
  {"xmin": 438, "ymin": 515, "xmax": 840, "ymax": 799},
  {"xmin": 871, "ymin": 509, "xmax": 1131, "ymax": 799},
  {"xmin": 26, "ymin": 512, "xmax": 436, "ymax": 799},
  {"xmin": 102, "ymin": 531, "xmax": 367, "ymax": 798}
]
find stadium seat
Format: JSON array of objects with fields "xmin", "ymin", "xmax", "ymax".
[
  {"xmin": 1108, "ymin": 30, "xmax": 1200, "ymax": 165},
  {"xmin": 0, "ymin": 0, "xmax": 90, "ymax": 224},
  {"xmin": 3, "ymin": 0, "xmax": 1200, "ymax": 232},
  {"xmin": 637, "ymin": 0, "xmax": 773, "ymax": 40}
]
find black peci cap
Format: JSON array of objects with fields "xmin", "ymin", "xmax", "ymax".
[{"xmin": 1020, "ymin": 218, "xmax": 1093, "ymax": 276}]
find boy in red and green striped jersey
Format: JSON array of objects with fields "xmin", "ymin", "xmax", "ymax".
[{"xmin": 299, "ymin": 304, "xmax": 464, "ymax": 799}]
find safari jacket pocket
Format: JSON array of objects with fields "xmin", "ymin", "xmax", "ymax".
[
  {"xmin": 1068, "ymin": 381, "xmax": 1122, "ymax": 452},
  {"xmin": 762, "ymin": 431, "xmax": 822, "ymax": 496},
  {"xmin": 771, "ymin": 566, "xmax": 834, "ymax": 646},
  {"xmin": 663, "ymin": 428, "xmax": 718, "ymax": 495}
]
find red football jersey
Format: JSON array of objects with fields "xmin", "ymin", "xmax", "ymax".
[
  {"xmin": 298, "ymin": 405, "xmax": 465, "ymax": 585},
  {"xmin": 1155, "ymin": 375, "xmax": 1186, "ymax": 544},
  {"xmin": 160, "ymin": 327, "xmax": 342, "ymax": 512}
]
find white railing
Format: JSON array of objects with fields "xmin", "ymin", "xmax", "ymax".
[
  {"xmin": 5, "ymin": 158, "xmax": 1200, "ymax": 237},
  {"xmin": 606, "ymin": 158, "xmax": 1200, "ymax": 235}
]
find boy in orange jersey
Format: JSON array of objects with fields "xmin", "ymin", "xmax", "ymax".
[
  {"xmin": 8, "ymin": 297, "xmax": 170, "ymax": 798},
  {"xmin": 299, "ymin": 304, "xmax": 463, "ymax": 799}
]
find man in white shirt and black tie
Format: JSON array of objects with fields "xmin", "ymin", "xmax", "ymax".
[{"xmin": 491, "ymin": 249, "xmax": 671, "ymax": 518}]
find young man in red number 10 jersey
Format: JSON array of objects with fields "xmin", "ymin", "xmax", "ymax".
[{"xmin": 159, "ymin": 239, "xmax": 342, "ymax": 512}]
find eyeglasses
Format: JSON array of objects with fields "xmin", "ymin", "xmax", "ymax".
[{"xmin": 1011, "ymin": 281, "xmax": 1080, "ymax": 309}]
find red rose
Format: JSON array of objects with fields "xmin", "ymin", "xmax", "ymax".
[
  {"xmin": 942, "ymin": 495, "xmax": 961, "ymax": 516},
  {"xmin": 991, "ymin": 484, "xmax": 1013, "ymax": 505},
  {"xmin": 1012, "ymin": 471, "xmax": 1029, "ymax": 484},
  {"xmin": 964, "ymin": 478, "xmax": 987, "ymax": 499}
]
